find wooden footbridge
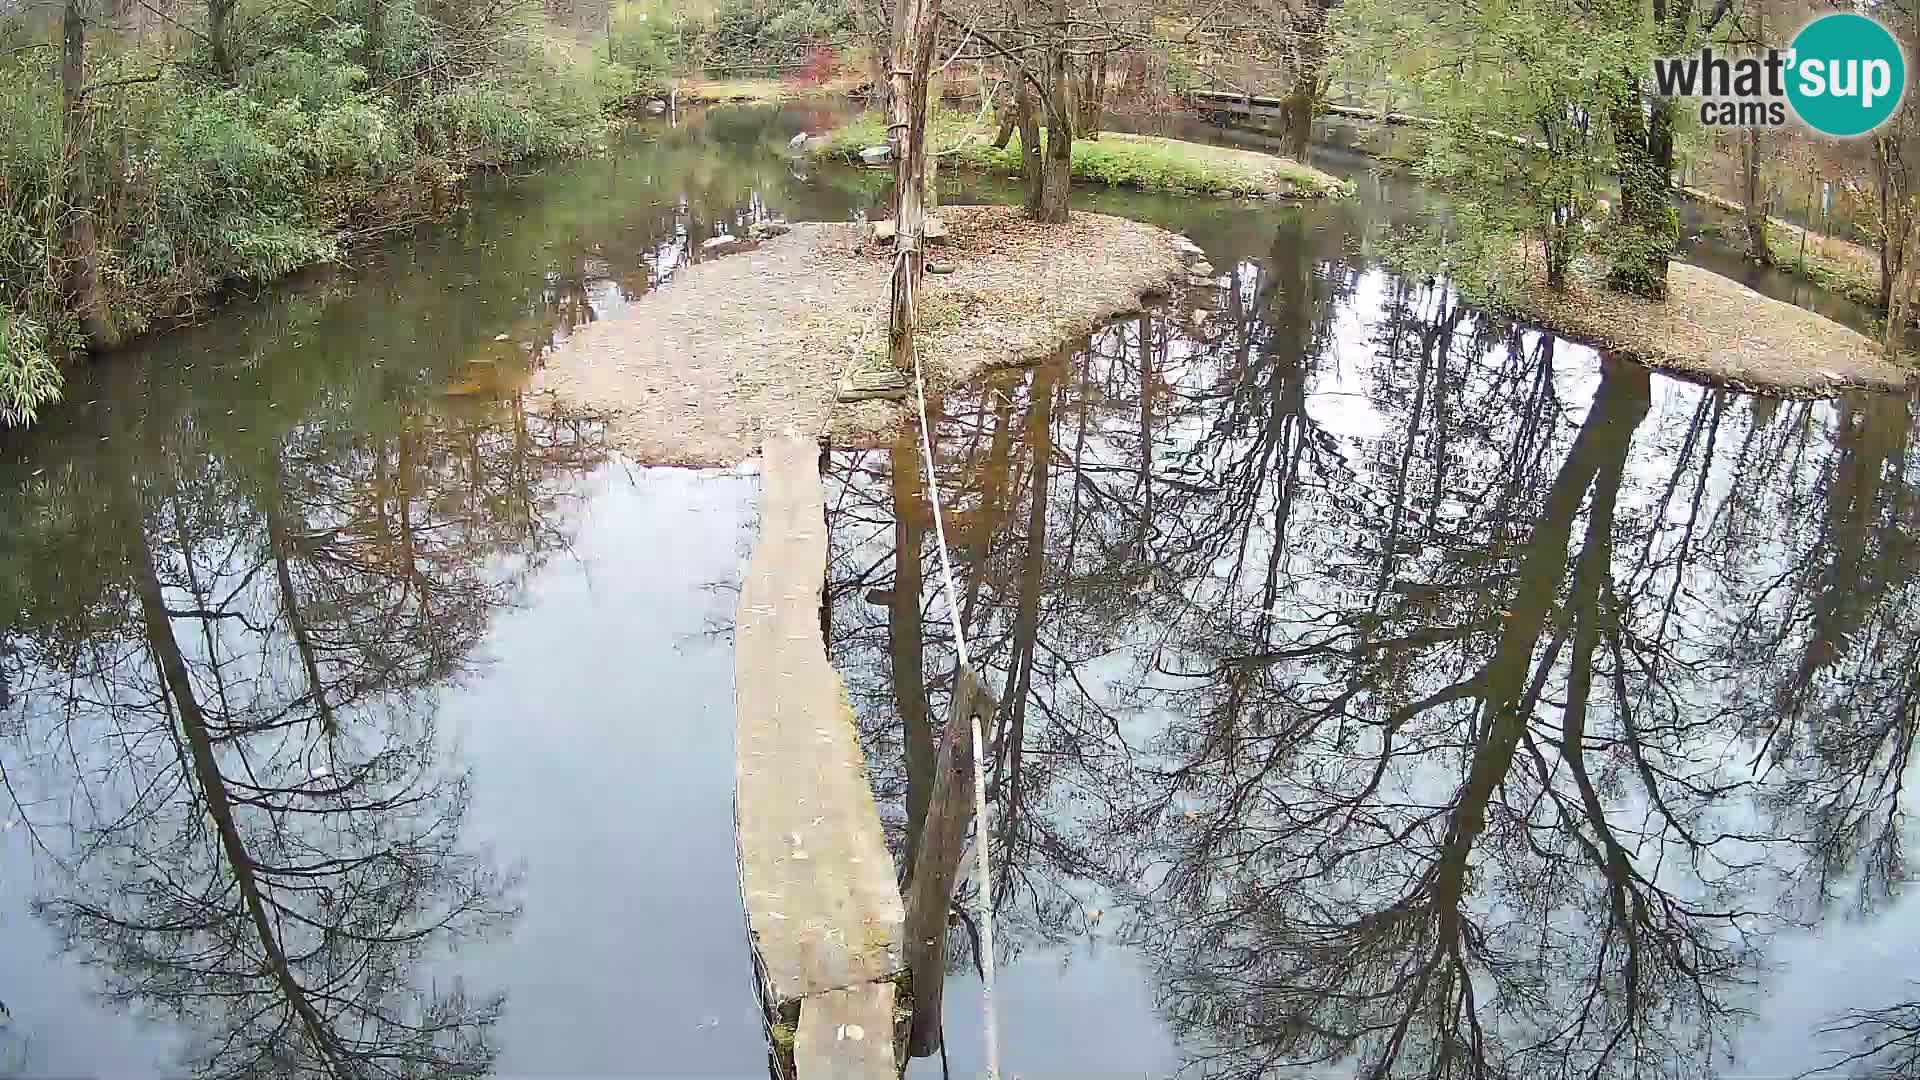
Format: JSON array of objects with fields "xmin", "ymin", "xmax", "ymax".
[
  {"xmin": 1189, "ymin": 87, "xmax": 1441, "ymax": 127},
  {"xmin": 734, "ymin": 435, "xmax": 992, "ymax": 1079}
]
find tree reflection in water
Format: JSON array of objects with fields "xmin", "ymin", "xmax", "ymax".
[
  {"xmin": 1, "ymin": 368, "xmax": 607, "ymax": 1079},
  {"xmin": 825, "ymin": 210, "xmax": 1920, "ymax": 1078},
  {"xmin": 0, "ymin": 98, "xmax": 878, "ymax": 1080}
]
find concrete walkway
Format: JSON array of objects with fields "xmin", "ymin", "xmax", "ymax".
[{"xmin": 735, "ymin": 434, "xmax": 903, "ymax": 1079}]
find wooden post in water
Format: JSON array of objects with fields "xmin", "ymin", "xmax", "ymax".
[{"xmin": 902, "ymin": 664, "xmax": 995, "ymax": 1058}]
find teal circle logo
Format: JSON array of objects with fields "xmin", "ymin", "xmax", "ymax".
[{"xmin": 1787, "ymin": 13, "xmax": 1906, "ymax": 137}]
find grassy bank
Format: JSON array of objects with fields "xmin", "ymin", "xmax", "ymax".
[
  {"xmin": 1692, "ymin": 213, "xmax": 1898, "ymax": 310},
  {"xmin": 0, "ymin": 9, "xmax": 653, "ymax": 425},
  {"xmin": 812, "ymin": 111, "xmax": 1352, "ymax": 198},
  {"xmin": 1770, "ymin": 222, "xmax": 1886, "ymax": 308},
  {"xmin": 672, "ymin": 73, "xmax": 868, "ymax": 103}
]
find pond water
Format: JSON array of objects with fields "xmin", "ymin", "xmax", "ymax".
[{"xmin": 0, "ymin": 101, "xmax": 1914, "ymax": 1079}]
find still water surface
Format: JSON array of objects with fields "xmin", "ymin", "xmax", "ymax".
[{"xmin": 0, "ymin": 101, "xmax": 1914, "ymax": 1078}]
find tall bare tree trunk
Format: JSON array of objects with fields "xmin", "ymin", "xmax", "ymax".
[
  {"xmin": 884, "ymin": 0, "xmax": 941, "ymax": 376},
  {"xmin": 889, "ymin": 433, "xmax": 932, "ymax": 866},
  {"xmin": 1743, "ymin": 129, "xmax": 1769, "ymax": 263},
  {"xmin": 1077, "ymin": 54, "xmax": 1105, "ymax": 139},
  {"xmin": 1136, "ymin": 311, "xmax": 1152, "ymax": 553},
  {"xmin": 925, "ymin": 128, "xmax": 938, "ymax": 213},
  {"xmin": 364, "ymin": 0, "xmax": 385, "ymax": 82},
  {"xmin": 263, "ymin": 457, "xmax": 337, "ymax": 735},
  {"xmin": 1282, "ymin": 68, "xmax": 1315, "ymax": 161},
  {"xmin": 1885, "ymin": 204, "xmax": 1920, "ymax": 361},
  {"xmin": 61, "ymin": 0, "xmax": 114, "ymax": 351},
  {"xmin": 1122, "ymin": 16, "xmax": 1150, "ymax": 97},
  {"xmin": 1015, "ymin": 75, "xmax": 1042, "ymax": 212},
  {"xmin": 994, "ymin": 358, "xmax": 1057, "ymax": 853},
  {"xmin": 1034, "ymin": 43, "xmax": 1072, "ymax": 223},
  {"xmin": 1278, "ymin": 1, "xmax": 1332, "ymax": 161},
  {"xmin": 992, "ymin": 96, "xmax": 1016, "ymax": 148},
  {"xmin": 902, "ymin": 667, "xmax": 992, "ymax": 1059},
  {"xmin": 207, "ymin": 0, "xmax": 235, "ymax": 81},
  {"xmin": 1877, "ymin": 134, "xmax": 1909, "ymax": 312}
]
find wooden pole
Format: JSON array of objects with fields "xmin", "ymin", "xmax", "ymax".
[
  {"xmin": 902, "ymin": 664, "xmax": 994, "ymax": 1058},
  {"xmin": 1885, "ymin": 202, "xmax": 1920, "ymax": 361},
  {"xmin": 886, "ymin": 0, "xmax": 942, "ymax": 377}
]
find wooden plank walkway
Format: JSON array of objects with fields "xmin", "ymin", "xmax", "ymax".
[{"xmin": 736, "ymin": 433, "xmax": 904, "ymax": 1080}]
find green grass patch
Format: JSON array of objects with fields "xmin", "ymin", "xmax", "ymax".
[
  {"xmin": 1782, "ymin": 234, "xmax": 1884, "ymax": 308},
  {"xmin": 813, "ymin": 111, "xmax": 1351, "ymax": 199},
  {"xmin": 1700, "ymin": 215, "xmax": 1891, "ymax": 310},
  {"xmin": 673, "ymin": 74, "xmax": 868, "ymax": 103}
]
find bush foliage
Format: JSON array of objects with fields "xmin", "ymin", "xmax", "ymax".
[
  {"xmin": 614, "ymin": 0, "xmax": 852, "ymax": 75},
  {"xmin": 0, "ymin": 0, "xmax": 649, "ymax": 425}
]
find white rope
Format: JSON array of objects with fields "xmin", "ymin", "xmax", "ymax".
[
  {"xmin": 909, "ymin": 338, "xmax": 1002, "ymax": 1080},
  {"xmin": 937, "ymin": 26, "xmax": 976, "ymax": 75}
]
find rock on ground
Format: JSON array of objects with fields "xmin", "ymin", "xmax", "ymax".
[{"xmin": 531, "ymin": 206, "xmax": 1191, "ymax": 466}]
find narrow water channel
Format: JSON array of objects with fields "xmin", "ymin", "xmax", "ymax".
[{"xmin": 0, "ymin": 101, "xmax": 1913, "ymax": 1078}]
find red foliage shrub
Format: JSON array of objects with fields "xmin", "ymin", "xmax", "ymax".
[{"xmin": 792, "ymin": 46, "xmax": 841, "ymax": 87}]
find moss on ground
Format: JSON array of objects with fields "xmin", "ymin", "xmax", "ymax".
[{"xmin": 812, "ymin": 110, "xmax": 1351, "ymax": 198}]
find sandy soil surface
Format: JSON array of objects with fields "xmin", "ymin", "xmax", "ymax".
[
  {"xmin": 1511, "ymin": 248, "xmax": 1913, "ymax": 397},
  {"xmin": 532, "ymin": 206, "xmax": 1191, "ymax": 466}
]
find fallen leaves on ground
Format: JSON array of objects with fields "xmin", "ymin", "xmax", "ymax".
[{"xmin": 1509, "ymin": 244, "xmax": 1910, "ymax": 397}]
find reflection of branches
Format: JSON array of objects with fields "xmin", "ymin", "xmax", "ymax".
[
  {"xmin": 1141, "ymin": 359, "xmax": 1784, "ymax": 1080},
  {"xmin": 830, "ymin": 204, "xmax": 1920, "ymax": 1080},
  {"xmin": 1817, "ymin": 996, "xmax": 1920, "ymax": 1078},
  {"xmin": 4, "ymin": 381, "xmax": 609, "ymax": 1079},
  {"xmin": 40, "ymin": 486, "xmax": 513, "ymax": 1079}
]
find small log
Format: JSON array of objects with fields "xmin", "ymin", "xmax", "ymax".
[{"xmin": 902, "ymin": 664, "xmax": 995, "ymax": 1058}]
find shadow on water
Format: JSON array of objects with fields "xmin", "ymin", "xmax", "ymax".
[
  {"xmin": 827, "ymin": 202, "xmax": 1920, "ymax": 1078},
  {"xmin": 2, "ymin": 96, "xmax": 1917, "ymax": 1079}
]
